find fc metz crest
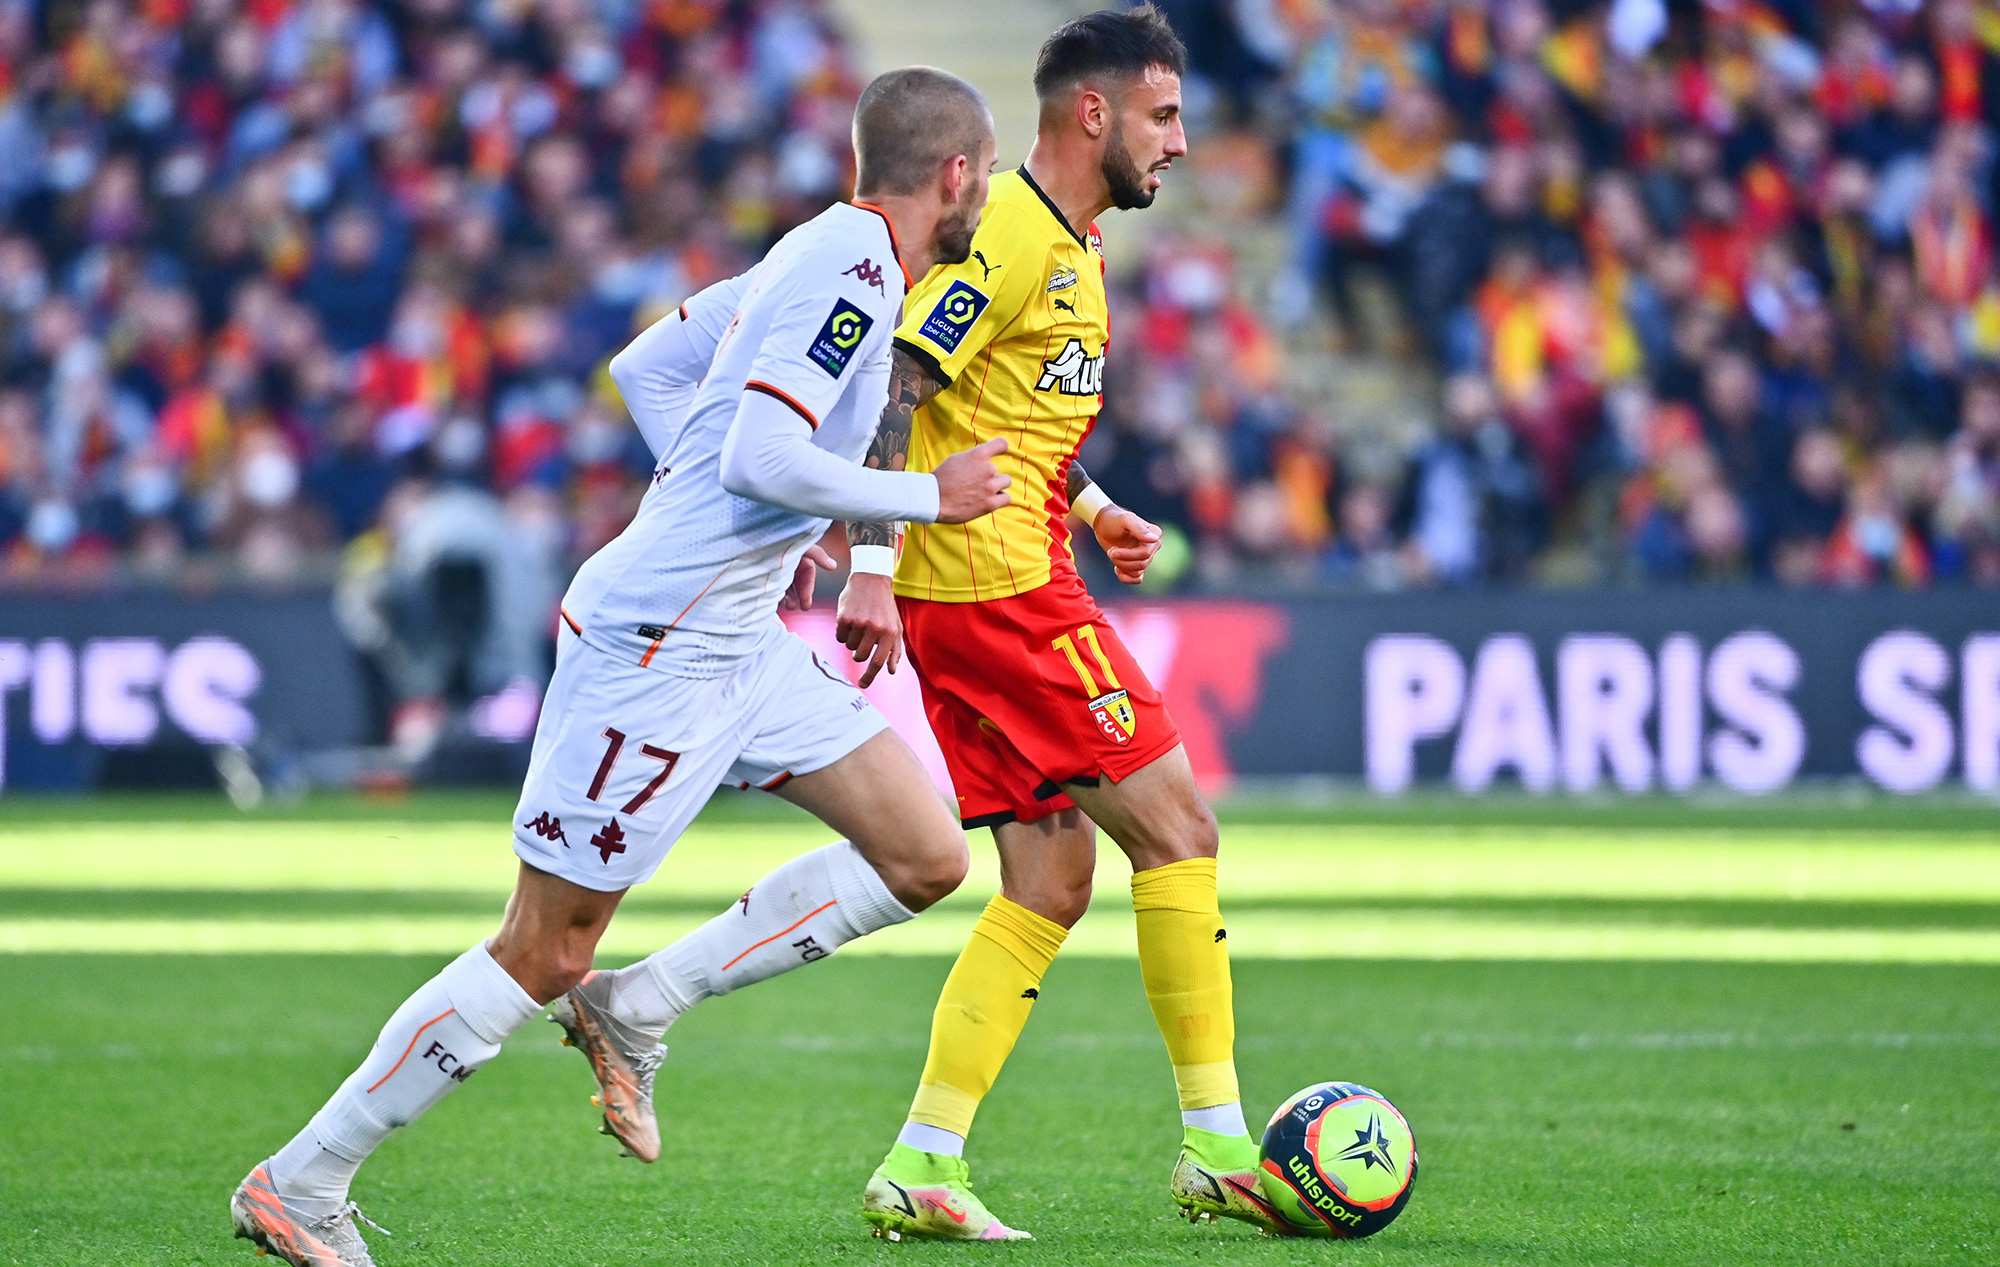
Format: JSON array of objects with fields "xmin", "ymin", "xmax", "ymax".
[{"xmin": 1090, "ymin": 689, "xmax": 1135, "ymax": 744}]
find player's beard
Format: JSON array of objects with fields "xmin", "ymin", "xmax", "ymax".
[
  {"xmin": 936, "ymin": 201, "xmax": 978, "ymax": 265},
  {"xmin": 1102, "ymin": 119, "xmax": 1156, "ymax": 211}
]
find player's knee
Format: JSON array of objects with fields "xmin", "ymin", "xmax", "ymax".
[
  {"xmin": 1004, "ymin": 866, "xmax": 1092, "ymax": 927},
  {"xmin": 1044, "ymin": 874, "xmax": 1093, "ymax": 928},
  {"xmin": 490, "ymin": 935, "xmax": 592, "ymax": 1004},
  {"xmin": 1184, "ymin": 798, "xmax": 1220, "ymax": 859},
  {"xmin": 895, "ymin": 832, "xmax": 969, "ymax": 912}
]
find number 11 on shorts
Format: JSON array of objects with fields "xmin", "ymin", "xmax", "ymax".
[
  {"xmin": 1053, "ymin": 626, "xmax": 1137, "ymax": 745},
  {"xmin": 586, "ymin": 726, "xmax": 682, "ymax": 814}
]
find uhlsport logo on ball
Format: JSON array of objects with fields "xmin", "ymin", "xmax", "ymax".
[{"xmin": 1257, "ymin": 1082, "xmax": 1417, "ymax": 1238}]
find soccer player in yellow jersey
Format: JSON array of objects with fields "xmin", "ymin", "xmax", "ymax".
[{"xmin": 838, "ymin": 7, "xmax": 1281, "ymax": 1241}]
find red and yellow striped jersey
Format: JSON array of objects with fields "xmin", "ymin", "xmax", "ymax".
[{"xmin": 892, "ymin": 168, "xmax": 1107, "ymax": 602}]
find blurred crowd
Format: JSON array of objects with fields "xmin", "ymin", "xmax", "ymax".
[
  {"xmin": 1086, "ymin": 0, "xmax": 2000, "ymax": 589},
  {"xmin": 7, "ymin": 0, "xmax": 2000, "ymax": 687},
  {"xmin": 0, "ymin": 0, "xmax": 857, "ymax": 726}
]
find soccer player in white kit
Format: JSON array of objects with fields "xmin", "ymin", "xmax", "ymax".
[{"xmin": 230, "ymin": 68, "xmax": 1004, "ymax": 1267}]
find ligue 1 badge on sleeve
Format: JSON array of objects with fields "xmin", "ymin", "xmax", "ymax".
[
  {"xmin": 1090, "ymin": 688, "xmax": 1135, "ymax": 744},
  {"xmin": 808, "ymin": 298, "xmax": 873, "ymax": 378},
  {"xmin": 917, "ymin": 279, "xmax": 990, "ymax": 354}
]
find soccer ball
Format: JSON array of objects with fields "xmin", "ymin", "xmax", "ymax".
[{"xmin": 1257, "ymin": 1081, "xmax": 1417, "ymax": 1238}]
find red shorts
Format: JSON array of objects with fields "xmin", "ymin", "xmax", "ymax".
[{"xmin": 899, "ymin": 566, "xmax": 1181, "ymax": 828}]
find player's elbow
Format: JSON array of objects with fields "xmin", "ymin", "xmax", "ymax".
[
  {"xmin": 606, "ymin": 347, "xmax": 640, "ymax": 399},
  {"xmin": 717, "ymin": 429, "xmax": 761, "ymax": 500}
]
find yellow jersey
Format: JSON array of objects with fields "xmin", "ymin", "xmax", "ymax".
[{"xmin": 892, "ymin": 167, "xmax": 1108, "ymax": 602}]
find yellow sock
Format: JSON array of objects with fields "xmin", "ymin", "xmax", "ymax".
[
  {"xmin": 907, "ymin": 895, "xmax": 1068, "ymax": 1137},
  {"xmin": 1131, "ymin": 856, "xmax": 1240, "ymax": 1110}
]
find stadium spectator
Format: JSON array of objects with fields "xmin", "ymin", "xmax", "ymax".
[{"xmin": 9, "ymin": 0, "xmax": 2000, "ymax": 639}]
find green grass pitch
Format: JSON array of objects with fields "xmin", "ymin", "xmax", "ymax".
[{"xmin": 1, "ymin": 791, "xmax": 1996, "ymax": 1265}]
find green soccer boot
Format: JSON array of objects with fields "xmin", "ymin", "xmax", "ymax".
[
  {"xmin": 1171, "ymin": 1126, "xmax": 1285, "ymax": 1234},
  {"xmin": 861, "ymin": 1143, "xmax": 1032, "ymax": 1241}
]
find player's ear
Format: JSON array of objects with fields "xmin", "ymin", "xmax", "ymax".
[
  {"xmin": 1076, "ymin": 86, "xmax": 1108, "ymax": 140},
  {"xmin": 942, "ymin": 152, "xmax": 970, "ymax": 205}
]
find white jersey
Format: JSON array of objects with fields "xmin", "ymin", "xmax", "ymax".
[
  {"xmin": 564, "ymin": 202, "xmax": 913, "ymax": 678},
  {"xmin": 608, "ymin": 273, "xmax": 749, "ymax": 459}
]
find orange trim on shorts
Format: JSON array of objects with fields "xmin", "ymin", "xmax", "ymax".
[
  {"xmin": 639, "ymin": 565, "xmax": 729, "ymax": 667},
  {"xmin": 560, "ymin": 607, "xmax": 582, "ymax": 636},
  {"xmin": 677, "ymin": 302, "xmax": 689, "ymax": 322},
  {"xmin": 745, "ymin": 380, "xmax": 818, "ymax": 429},
  {"xmin": 366, "ymin": 1009, "xmax": 456, "ymax": 1093},
  {"xmin": 721, "ymin": 900, "xmax": 836, "ymax": 970},
  {"xmin": 758, "ymin": 772, "xmax": 793, "ymax": 791}
]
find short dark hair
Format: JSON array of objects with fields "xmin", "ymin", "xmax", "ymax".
[
  {"xmin": 852, "ymin": 67, "xmax": 992, "ymax": 198},
  {"xmin": 1033, "ymin": 4, "xmax": 1187, "ymax": 103}
]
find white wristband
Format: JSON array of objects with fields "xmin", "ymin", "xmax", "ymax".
[
  {"xmin": 850, "ymin": 544, "xmax": 897, "ymax": 576},
  {"xmin": 1072, "ymin": 482, "xmax": 1113, "ymax": 527}
]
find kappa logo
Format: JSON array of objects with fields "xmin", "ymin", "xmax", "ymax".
[
  {"xmin": 1038, "ymin": 337, "xmax": 1103, "ymax": 396},
  {"xmin": 843, "ymin": 258, "xmax": 886, "ymax": 294},
  {"xmin": 916, "ymin": 280, "xmax": 990, "ymax": 354},
  {"xmin": 522, "ymin": 811, "xmax": 569, "ymax": 847},
  {"xmin": 1090, "ymin": 687, "xmax": 1135, "ymax": 745},
  {"xmin": 1046, "ymin": 266, "xmax": 1077, "ymax": 293},
  {"xmin": 590, "ymin": 817, "xmax": 628, "ymax": 864},
  {"xmin": 807, "ymin": 298, "xmax": 873, "ymax": 378}
]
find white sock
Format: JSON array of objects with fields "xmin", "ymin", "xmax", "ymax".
[
  {"xmin": 896, "ymin": 1121, "xmax": 966, "ymax": 1157},
  {"xmin": 1183, "ymin": 1101, "xmax": 1248, "ymax": 1137},
  {"xmin": 605, "ymin": 840, "xmax": 913, "ymax": 1034},
  {"xmin": 268, "ymin": 941, "xmax": 539, "ymax": 1215}
]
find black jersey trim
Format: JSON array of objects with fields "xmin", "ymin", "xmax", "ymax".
[{"xmin": 1016, "ymin": 165, "xmax": 1085, "ymax": 245}]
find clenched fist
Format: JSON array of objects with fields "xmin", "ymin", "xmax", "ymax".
[{"xmin": 1094, "ymin": 506, "xmax": 1162, "ymax": 584}]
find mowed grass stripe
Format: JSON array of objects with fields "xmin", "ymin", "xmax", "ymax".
[
  {"xmin": 9, "ymin": 821, "xmax": 2000, "ymax": 903},
  {"xmin": 9, "ymin": 910, "xmax": 2000, "ymax": 961}
]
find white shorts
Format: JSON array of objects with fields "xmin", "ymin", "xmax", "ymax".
[{"xmin": 511, "ymin": 625, "xmax": 888, "ymax": 891}]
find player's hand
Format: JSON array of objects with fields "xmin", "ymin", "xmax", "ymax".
[
  {"xmin": 781, "ymin": 544, "xmax": 838, "ymax": 612},
  {"xmin": 933, "ymin": 437, "xmax": 1012, "ymax": 524},
  {"xmin": 835, "ymin": 572, "xmax": 902, "ymax": 687},
  {"xmin": 1094, "ymin": 506, "xmax": 1162, "ymax": 585}
]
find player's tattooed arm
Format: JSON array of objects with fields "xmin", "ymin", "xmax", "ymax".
[
  {"xmin": 838, "ymin": 346, "xmax": 948, "ymax": 686},
  {"xmin": 1067, "ymin": 459, "xmax": 1093, "ymax": 506},
  {"xmin": 1069, "ymin": 460, "xmax": 1164, "ymax": 585},
  {"xmin": 846, "ymin": 347, "xmax": 946, "ymax": 548}
]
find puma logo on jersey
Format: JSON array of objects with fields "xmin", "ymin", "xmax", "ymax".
[
  {"xmin": 1052, "ymin": 296, "xmax": 1077, "ymax": 316},
  {"xmin": 1036, "ymin": 337, "xmax": 1103, "ymax": 395},
  {"xmin": 1021, "ymin": 987, "xmax": 1039, "ymax": 999},
  {"xmin": 1046, "ymin": 266, "xmax": 1077, "ymax": 293},
  {"xmin": 972, "ymin": 250, "xmax": 1001, "ymax": 281}
]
